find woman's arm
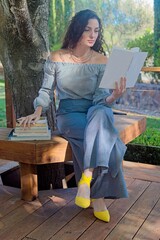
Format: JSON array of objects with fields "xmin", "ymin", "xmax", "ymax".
[
  {"xmin": 17, "ymin": 54, "xmax": 57, "ymax": 128},
  {"xmin": 17, "ymin": 105, "xmax": 43, "ymax": 128}
]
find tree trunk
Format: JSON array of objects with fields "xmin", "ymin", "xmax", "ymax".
[
  {"xmin": 0, "ymin": 0, "xmax": 65, "ymax": 189},
  {"xmin": 0, "ymin": 0, "xmax": 50, "ymax": 117},
  {"xmin": 154, "ymin": 0, "xmax": 160, "ymax": 66}
]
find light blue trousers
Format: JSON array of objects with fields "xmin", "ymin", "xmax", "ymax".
[{"xmin": 56, "ymin": 99, "xmax": 128, "ymax": 199}]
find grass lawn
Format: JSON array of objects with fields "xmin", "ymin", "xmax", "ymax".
[
  {"xmin": 0, "ymin": 79, "xmax": 6, "ymax": 127},
  {"xmin": 131, "ymin": 117, "xmax": 160, "ymax": 147},
  {"xmin": 0, "ymin": 79, "xmax": 160, "ymax": 146}
]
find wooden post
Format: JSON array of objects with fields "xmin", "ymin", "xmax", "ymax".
[
  {"xmin": 4, "ymin": 76, "xmax": 16, "ymax": 128},
  {"xmin": 20, "ymin": 163, "xmax": 38, "ymax": 201}
]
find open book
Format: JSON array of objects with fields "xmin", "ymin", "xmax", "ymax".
[{"xmin": 99, "ymin": 47, "xmax": 148, "ymax": 89}]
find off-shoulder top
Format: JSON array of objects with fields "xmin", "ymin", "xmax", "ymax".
[{"xmin": 34, "ymin": 60, "xmax": 112, "ymax": 112}]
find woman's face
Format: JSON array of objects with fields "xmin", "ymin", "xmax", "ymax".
[{"xmin": 78, "ymin": 18, "xmax": 100, "ymax": 47}]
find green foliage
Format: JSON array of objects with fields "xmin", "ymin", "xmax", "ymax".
[
  {"xmin": 49, "ymin": 0, "xmax": 57, "ymax": 46},
  {"xmin": 154, "ymin": 39, "xmax": 160, "ymax": 66},
  {"xmin": 127, "ymin": 30, "xmax": 160, "ymax": 81},
  {"xmin": 154, "ymin": 0, "xmax": 160, "ymax": 66},
  {"xmin": 127, "ymin": 31, "xmax": 160, "ymax": 82},
  {"xmin": 50, "ymin": 43, "xmax": 61, "ymax": 51},
  {"xmin": 0, "ymin": 79, "xmax": 6, "ymax": 127},
  {"xmin": 49, "ymin": 0, "xmax": 75, "ymax": 50},
  {"xmin": 131, "ymin": 117, "xmax": 160, "ymax": 147},
  {"xmin": 99, "ymin": 0, "xmax": 153, "ymax": 51},
  {"xmin": 127, "ymin": 31, "xmax": 154, "ymax": 60},
  {"xmin": 55, "ymin": 0, "xmax": 65, "ymax": 43}
]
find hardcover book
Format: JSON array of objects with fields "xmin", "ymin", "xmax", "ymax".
[{"xmin": 9, "ymin": 117, "xmax": 51, "ymax": 141}]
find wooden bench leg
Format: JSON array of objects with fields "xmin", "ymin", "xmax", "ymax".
[{"xmin": 20, "ymin": 163, "xmax": 38, "ymax": 201}]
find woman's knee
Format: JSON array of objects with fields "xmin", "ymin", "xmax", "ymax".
[{"xmin": 87, "ymin": 105, "xmax": 113, "ymax": 121}]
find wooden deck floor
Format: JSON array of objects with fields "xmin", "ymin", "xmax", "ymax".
[{"xmin": 0, "ymin": 161, "xmax": 160, "ymax": 240}]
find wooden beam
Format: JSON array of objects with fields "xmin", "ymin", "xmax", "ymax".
[
  {"xmin": 4, "ymin": 77, "xmax": 16, "ymax": 128},
  {"xmin": 142, "ymin": 67, "xmax": 160, "ymax": 72},
  {"xmin": 115, "ymin": 115, "xmax": 146, "ymax": 145}
]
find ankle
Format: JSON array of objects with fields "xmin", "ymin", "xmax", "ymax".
[
  {"xmin": 79, "ymin": 173, "xmax": 92, "ymax": 188},
  {"xmin": 75, "ymin": 173, "xmax": 92, "ymax": 208},
  {"xmin": 92, "ymin": 198, "xmax": 107, "ymax": 212},
  {"xmin": 84, "ymin": 168, "xmax": 93, "ymax": 178}
]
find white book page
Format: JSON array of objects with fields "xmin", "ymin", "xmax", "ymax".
[
  {"xmin": 99, "ymin": 48, "xmax": 148, "ymax": 89},
  {"xmin": 126, "ymin": 52, "xmax": 148, "ymax": 88}
]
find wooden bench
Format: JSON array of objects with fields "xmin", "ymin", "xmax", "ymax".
[{"xmin": 0, "ymin": 114, "xmax": 146, "ymax": 201}]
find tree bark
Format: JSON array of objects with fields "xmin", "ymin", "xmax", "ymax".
[
  {"xmin": 154, "ymin": 0, "xmax": 160, "ymax": 66},
  {"xmin": 0, "ymin": 0, "xmax": 50, "ymax": 118},
  {"xmin": 0, "ymin": 0, "xmax": 64, "ymax": 189}
]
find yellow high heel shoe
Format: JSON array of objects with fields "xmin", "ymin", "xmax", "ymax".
[
  {"xmin": 94, "ymin": 210, "xmax": 110, "ymax": 222},
  {"xmin": 92, "ymin": 199, "xmax": 110, "ymax": 222},
  {"xmin": 75, "ymin": 173, "xmax": 92, "ymax": 208}
]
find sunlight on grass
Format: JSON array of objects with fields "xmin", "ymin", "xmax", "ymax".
[{"xmin": 131, "ymin": 116, "xmax": 160, "ymax": 146}]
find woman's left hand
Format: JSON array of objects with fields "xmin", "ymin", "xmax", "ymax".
[
  {"xmin": 112, "ymin": 77, "xmax": 126, "ymax": 99},
  {"xmin": 105, "ymin": 77, "xmax": 126, "ymax": 104}
]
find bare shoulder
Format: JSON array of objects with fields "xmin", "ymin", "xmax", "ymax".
[
  {"xmin": 92, "ymin": 51, "xmax": 108, "ymax": 64},
  {"xmin": 49, "ymin": 50, "xmax": 61, "ymax": 62},
  {"xmin": 49, "ymin": 49, "xmax": 70, "ymax": 62}
]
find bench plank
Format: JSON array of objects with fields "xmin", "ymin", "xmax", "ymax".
[{"xmin": 0, "ymin": 115, "xmax": 146, "ymax": 164}]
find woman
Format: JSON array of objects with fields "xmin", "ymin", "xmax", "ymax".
[{"xmin": 18, "ymin": 9, "xmax": 128, "ymax": 222}]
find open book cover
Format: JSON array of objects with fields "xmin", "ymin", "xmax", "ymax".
[{"xmin": 99, "ymin": 47, "xmax": 148, "ymax": 89}]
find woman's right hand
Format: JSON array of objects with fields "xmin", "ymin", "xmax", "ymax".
[{"xmin": 17, "ymin": 106, "xmax": 42, "ymax": 128}]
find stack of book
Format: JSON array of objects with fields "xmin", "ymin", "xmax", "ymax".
[{"xmin": 9, "ymin": 117, "xmax": 51, "ymax": 141}]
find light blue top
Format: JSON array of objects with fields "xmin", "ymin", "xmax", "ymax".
[{"xmin": 34, "ymin": 60, "xmax": 113, "ymax": 112}]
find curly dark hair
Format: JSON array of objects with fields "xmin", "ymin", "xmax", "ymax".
[{"xmin": 61, "ymin": 9, "xmax": 106, "ymax": 55}]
